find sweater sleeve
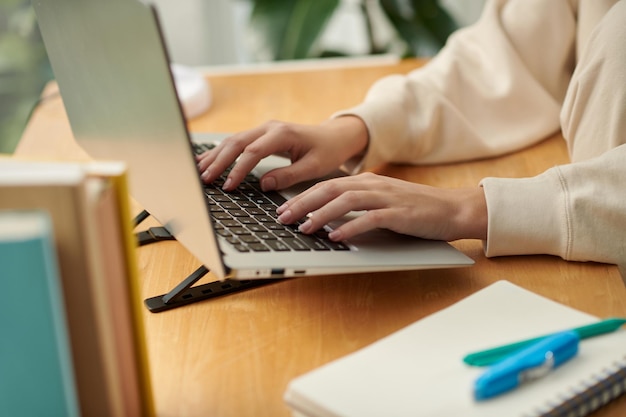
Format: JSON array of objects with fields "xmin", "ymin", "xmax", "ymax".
[
  {"xmin": 482, "ymin": 0, "xmax": 626, "ymax": 265},
  {"xmin": 481, "ymin": 144, "xmax": 626, "ymax": 264},
  {"xmin": 335, "ymin": 0, "xmax": 577, "ymax": 171}
]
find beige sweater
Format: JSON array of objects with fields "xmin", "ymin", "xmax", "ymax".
[{"xmin": 338, "ymin": 0, "xmax": 626, "ymax": 265}]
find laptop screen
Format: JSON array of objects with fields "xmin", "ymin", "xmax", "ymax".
[{"xmin": 33, "ymin": 0, "xmax": 225, "ymax": 276}]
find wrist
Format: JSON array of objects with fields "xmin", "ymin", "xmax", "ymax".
[
  {"xmin": 324, "ymin": 115, "xmax": 369, "ymax": 160},
  {"xmin": 455, "ymin": 187, "xmax": 488, "ymax": 240}
]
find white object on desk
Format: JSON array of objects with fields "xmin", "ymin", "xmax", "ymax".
[
  {"xmin": 170, "ymin": 63, "xmax": 211, "ymax": 119},
  {"xmin": 284, "ymin": 280, "xmax": 626, "ymax": 417}
]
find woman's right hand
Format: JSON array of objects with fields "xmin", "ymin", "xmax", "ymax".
[{"xmin": 196, "ymin": 116, "xmax": 369, "ymax": 192}]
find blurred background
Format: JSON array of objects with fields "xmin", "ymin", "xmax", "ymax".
[{"xmin": 0, "ymin": 0, "xmax": 484, "ymax": 154}]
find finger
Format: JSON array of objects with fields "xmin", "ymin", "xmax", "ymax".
[
  {"xmin": 284, "ymin": 173, "xmax": 376, "ymax": 212},
  {"xmin": 221, "ymin": 128, "xmax": 298, "ymax": 190},
  {"xmin": 196, "ymin": 149, "xmax": 217, "ymax": 172},
  {"xmin": 298, "ymin": 188, "xmax": 383, "ymax": 234},
  {"xmin": 277, "ymin": 177, "xmax": 350, "ymax": 223},
  {"xmin": 196, "ymin": 141, "xmax": 238, "ymax": 183},
  {"xmin": 259, "ymin": 155, "xmax": 325, "ymax": 191},
  {"xmin": 200, "ymin": 127, "xmax": 266, "ymax": 184},
  {"xmin": 327, "ymin": 209, "xmax": 394, "ymax": 241}
]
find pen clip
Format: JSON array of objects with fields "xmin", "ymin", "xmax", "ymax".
[{"xmin": 519, "ymin": 351, "xmax": 554, "ymax": 384}]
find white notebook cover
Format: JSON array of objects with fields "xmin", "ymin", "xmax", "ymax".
[{"xmin": 284, "ymin": 280, "xmax": 626, "ymax": 417}]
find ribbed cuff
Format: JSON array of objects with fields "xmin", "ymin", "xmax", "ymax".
[{"xmin": 480, "ymin": 168, "xmax": 570, "ymax": 259}]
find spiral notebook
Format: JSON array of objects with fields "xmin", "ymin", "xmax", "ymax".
[
  {"xmin": 528, "ymin": 356, "xmax": 626, "ymax": 417},
  {"xmin": 284, "ymin": 281, "xmax": 626, "ymax": 417}
]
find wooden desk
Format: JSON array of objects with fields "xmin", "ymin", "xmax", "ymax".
[{"xmin": 16, "ymin": 59, "xmax": 626, "ymax": 417}]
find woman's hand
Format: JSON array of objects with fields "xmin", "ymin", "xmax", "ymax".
[
  {"xmin": 276, "ymin": 172, "xmax": 488, "ymax": 242},
  {"xmin": 196, "ymin": 116, "xmax": 368, "ymax": 192}
]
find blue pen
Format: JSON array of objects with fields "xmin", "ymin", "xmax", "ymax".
[{"xmin": 473, "ymin": 330, "xmax": 579, "ymax": 400}]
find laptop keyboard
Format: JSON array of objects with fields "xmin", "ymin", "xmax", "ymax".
[{"xmin": 194, "ymin": 143, "xmax": 349, "ymax": 253}]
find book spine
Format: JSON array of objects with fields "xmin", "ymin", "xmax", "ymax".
[
  {"xmin": 528, "ymin": 356, "xmax": 626, "ymax": 417},
  {"xmin": 111, "ymin": 171, "xmax": 156, "ymax": 417}
]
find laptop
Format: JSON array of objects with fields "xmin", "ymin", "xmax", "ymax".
[{"xmin": 33, "ymin": 0, "xmax": 474, "ymax": 280}]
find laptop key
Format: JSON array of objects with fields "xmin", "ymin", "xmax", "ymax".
[
  {"xmin": 240, "ymin": 235, "xmax": 260, "ymax": 244},
  {"xmin": 221, "ymin": 219, "xmax": 240, "ymax": 228},
  {"xmin": 324, "ymin": 241, "xmax": 350, "ymax": 251},
  {"xmin": 248, "ymin": 243, "xmax": 270, "ymax": 252},
  {"xmin": 274, "ymin": 230, "xmax": 294, "ymax": 238},
  {"xmin": 238, "ymin": 217, "xmax": 257, "ymax": 225},
  {"xmin": 228, "ymin": 193, "xmax": 247, "ymax": 201},
  {"xmin": 212, "ymin": 212, "xmax": 232, "ymax": 221},
  {"xmin": 284, "ymin": 238, "xmax": 310, "ymax": 251},
  {"xmin": 253, "ymin": 197, "xmax": 272, "ymax": 205},
  {"xmin": 216, "ymin": 229, "xmax": 231, "ymax": 237},
  {"xmin": 246, "ymin": 207, "xmax": 265, "ymax": 216},
  {"xmin": 220, "ymin": 202, "xmax": 240, "ymax": 210},
  {"xmin": 263, "ymin": 190, "xmax": 287, "ymax": 206},
  {"xmin": 212, "ymin": 195, "xmax": 230, "ymax": 202},
  {"xmin": 265, "ymin": 240, "xmax": 291, "ymax": 251},
  {"xmin": 265, "ymin": 222, "xmax": 285, "ymax": 230},
  {"xmin": 247, "ymin": 224, "xmax": 268, "ymax": 233},
  {"xmin": 233, "ymin": 244, "xmax": 249, "ymax": 253},
  {"xmin": 297, "ymin": 234, "xmax": 331, "ymax": 251},
  {"xmin": 257, "ymin": 232, "xmax": 276, "ymax": 240},
  {"xmin": 237, "ymin": 200, "xmax": 256, "ymax": 208}
]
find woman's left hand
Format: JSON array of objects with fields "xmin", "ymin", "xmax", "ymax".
[{"xmin": 276, "ymin": 172, "xmax": 488, "ymax": 242}]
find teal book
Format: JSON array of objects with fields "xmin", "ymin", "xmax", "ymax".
[{"xmin": 0, "ymin": 210, "xmax": 80, "ymax": 417}]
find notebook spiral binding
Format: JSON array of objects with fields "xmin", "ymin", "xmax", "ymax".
[{"xmin": 524, "ymin": 356, "xmax": 626, "ymax": 417}]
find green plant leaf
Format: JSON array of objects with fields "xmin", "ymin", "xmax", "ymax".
[
  {"xmin": 379, "ymin": 0, "xmax": 458, "ymax": 56},
  {"xmin": 248, "ymin": 0, "xmax": 339, "ymax": 60}
]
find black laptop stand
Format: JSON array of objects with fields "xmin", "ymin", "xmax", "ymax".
[{"xmin": 134, "ymin": 210, "xmax": 280, "ymax": 313}]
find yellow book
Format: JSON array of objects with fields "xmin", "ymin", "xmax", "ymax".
[{"xmin": 84, "ymin": 161, "xmax": 155, "ymax": 417}]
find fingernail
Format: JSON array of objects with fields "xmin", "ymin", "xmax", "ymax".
[
  {"xmin": 329, "ymin": 229, "xmax": 342, "ymax": 241},
  {"xmin": 276, "ymin": 203, "xmax": 288, "ymax": 215},
  {"xmin": 201, "ymin": 169, "xmax": 210, "ymax": 180},
  {"xmin": 222, "ymin": 177, "xmax": 232, "ymax": 190},
  {"xmin": 278, "ymin": 210, "xmax": 292, "ymax": 224},
  {"xmin": 299, "ymin": 219, "xmax": 312, "ymax": 233},
  {"xmin": 261, "ymin": 177, "xmax": 277, "ymax": 191}
]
